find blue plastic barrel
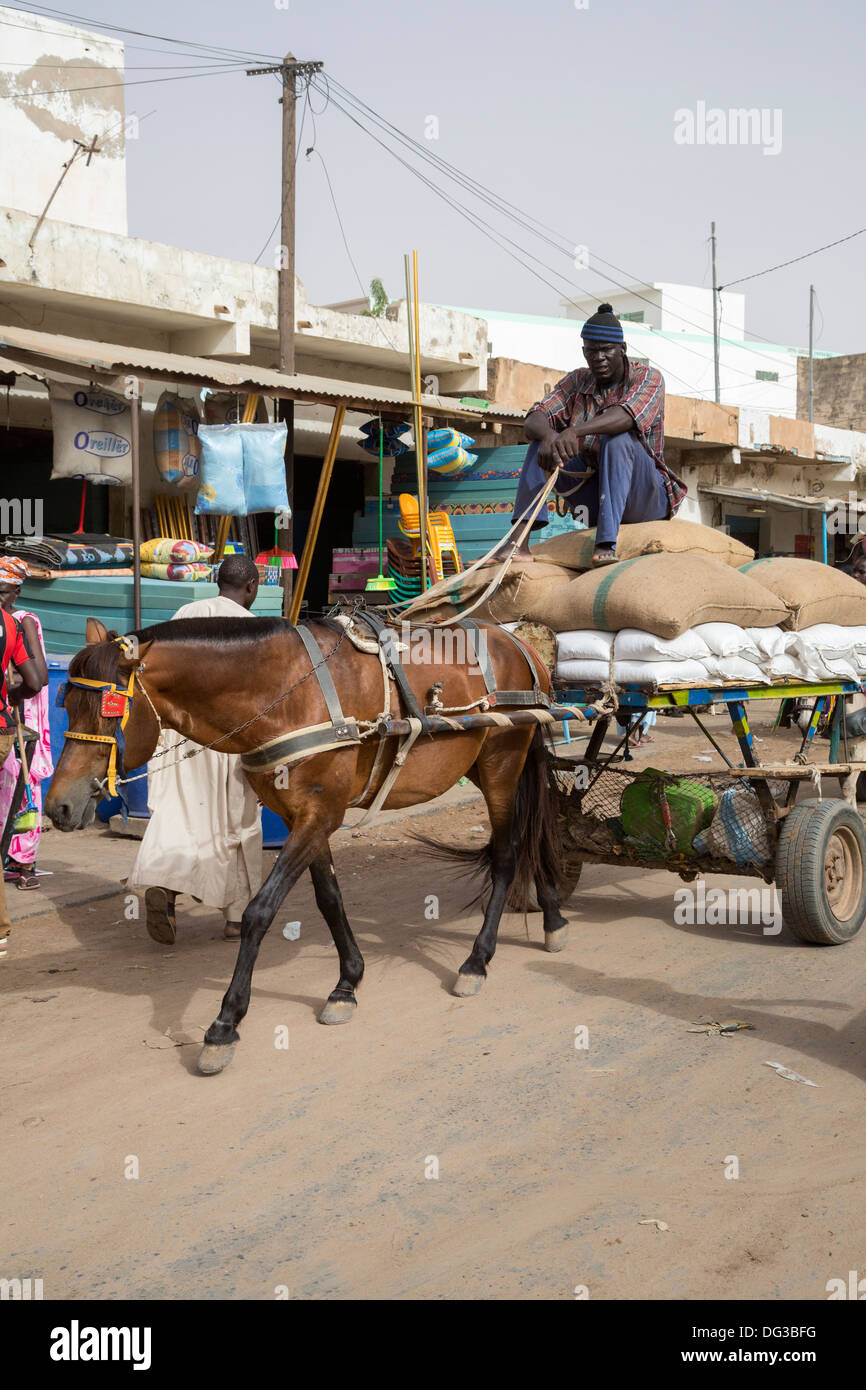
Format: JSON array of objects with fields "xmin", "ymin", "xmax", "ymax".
[{"xmin": 45, "ymin": 656, "xmax": 149, "ymax": 820}]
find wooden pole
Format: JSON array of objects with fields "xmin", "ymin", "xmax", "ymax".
[
  {"xmin": 130, "ymin": 391, "xmax": 142, "ymax": 629},
  {"xmin": 289, "ymin": 403, "xmax": 345, "ymax": 624}
]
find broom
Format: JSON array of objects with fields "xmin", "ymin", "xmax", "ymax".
[
  {"xmin": 12, "ymin": 707, "xmax": 38, "ymax": 834},
  {"xmin": 366, "ymin": 419, "xmax": 395, "ymax": 593}
]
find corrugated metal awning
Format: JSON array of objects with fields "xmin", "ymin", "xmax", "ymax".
[
  {"xmin": 698, "ymin": 484, "xmax": 842, "ymax": 513},
  {"xmin": 0, "ymin": 323, "xmax": 490, "ymax": 420}
]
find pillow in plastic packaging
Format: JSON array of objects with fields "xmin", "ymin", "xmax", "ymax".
[
  {"xmin": 242, "ymin": 422, "xmax": 290, "ymax": 514},
  {"xmin": 194, "ymin": 425, "xmax": 245, "ymax": 515}
]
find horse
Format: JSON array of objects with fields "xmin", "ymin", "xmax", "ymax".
[{"xmin": 45, "ymin": 613, "xmax": 567, "ymax": 1074}]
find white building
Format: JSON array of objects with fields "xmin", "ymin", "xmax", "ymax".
[
  {"xmin": 0, "ymin": 5, "xmax": 127, "ymax": 235},
  {"xmin": 440, "ymin": 282, "xmax": 835, "ymax": 419}
]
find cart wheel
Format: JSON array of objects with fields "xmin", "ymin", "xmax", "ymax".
[{"xmin": 776, "ymin": 798, "xmax": 866, "ymax": 944}]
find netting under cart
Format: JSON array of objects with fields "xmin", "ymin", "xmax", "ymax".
[{"xmin": 550, "ymin": 761, "xmax": 787, "ymax": 868}]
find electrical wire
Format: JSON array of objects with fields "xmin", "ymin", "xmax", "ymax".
[
  {"xmin": 721, "ymin": 227, "xmax": 866, "ymax": 289},
  {"xmin": 313, "ymin": 80, "xmax": 798, "ymax": 397},
  {"xmin": 7, "ymin": 63, "xmax": 253, "ymax": 99},
  {"xmin": 304, "ymin": 147, "xmax": 401, "ymax": 354},
  {"xmin": 317, "ymin": 75, "xmax": 814, "ymax": 379},
  {"xmin": 2, "ymin": 3, "xmax": 279, "ymax": 62}
]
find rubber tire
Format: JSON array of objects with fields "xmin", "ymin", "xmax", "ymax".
[{"xmin": 776, "ymin": 798, "xmax": 866, "ymax": 945}]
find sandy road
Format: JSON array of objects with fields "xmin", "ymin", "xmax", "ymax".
[{"xmin": 2, "ymin": 711, "xmax": 865, "ymax": 1301}]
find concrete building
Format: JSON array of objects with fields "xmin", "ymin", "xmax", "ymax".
[
  {"xmin": 440, "ymin": 282, "xmax": 837, "ymax": 420},
  {"xmin": 797, "ymin": 352, "xmax": 866, "ymax": 434},
  {"xmin": 2, "ymin": 5, "xmax": 866, "ymax": 578},
  {"xmin": 0, "ymin": 5, "xmax": 127, "ymax": 235}
]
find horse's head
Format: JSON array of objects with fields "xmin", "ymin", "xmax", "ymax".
[{"xmin": 45, "ymin": 617, "xmax": 156, "ymax": 831}]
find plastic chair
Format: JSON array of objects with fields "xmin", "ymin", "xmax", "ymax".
[{"xmin": 398, "ymin": 494, "xmax": 462, "ymax": 580}]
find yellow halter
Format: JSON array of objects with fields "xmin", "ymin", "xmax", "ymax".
[{"xmin": 62, "ymin": 668, "xmax": 137, "ymax": 797}]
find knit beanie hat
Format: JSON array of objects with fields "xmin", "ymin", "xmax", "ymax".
[{"xmin": 581, "ymin": 303, "xmax": 624, "ymax": 344}]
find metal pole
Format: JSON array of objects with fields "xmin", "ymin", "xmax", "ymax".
[
  {"xmin": 130, "ymin": 392, "xmax": 142, "ymax": 629},
  {"xmin": 711, "ymin": 221, "xmax": 720, "ymax": 405},
  {"xmin": 808, "ymin": 283, "xmax": 815, "ymax": 423}
]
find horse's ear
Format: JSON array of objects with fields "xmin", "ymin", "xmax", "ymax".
[
  {"xmin": 117, "ymin": 637, "xmax": 153, "ymax": 671},
  {"xmin": 86, "ymin": 617, "xmax": 110, "ymax": 645}
]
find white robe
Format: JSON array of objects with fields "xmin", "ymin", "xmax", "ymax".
[{"xmin": 127, "ymin": 595, "xmax": 263, "ymax": 921}]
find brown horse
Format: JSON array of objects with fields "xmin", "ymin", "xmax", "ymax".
[{"xmin": 45, "ymin": 614, "xmax": 567, "ymax": 1074}]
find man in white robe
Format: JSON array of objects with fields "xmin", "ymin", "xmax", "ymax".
[{"xmin": 127, "ymin": 555, "xmax": 264, "ymax": 944}]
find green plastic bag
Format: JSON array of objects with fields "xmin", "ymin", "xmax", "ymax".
[{"xmin": 621, "ymin": 769, "xmax": 717, "ymax": 854}]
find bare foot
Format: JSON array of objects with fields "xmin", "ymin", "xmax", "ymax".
[{"xmin": 488, "ymin": 541, "xmax": 535, "ymax": 564}]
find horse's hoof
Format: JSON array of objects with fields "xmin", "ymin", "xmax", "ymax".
[
  {"xmin": 318, "ymin": 999, "xmax": 356, "ymax": 1025},
  {"xmin": 544, "ymin": 925, "xmax": 568, "ymax": 953},
  {"xmin": 197, "ymin": 1043, "xmax": 236, "ymax": 1075},
  {"xmin": 452, "ymin": 971, "xmax": 484, "ymax": 997}
]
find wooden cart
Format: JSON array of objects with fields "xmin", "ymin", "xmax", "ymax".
[{"xmin": 544, "ymin": 679, "xmax": 866, "ymax": 945}]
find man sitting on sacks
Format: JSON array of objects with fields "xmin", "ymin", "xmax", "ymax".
[{"xmin": 504, "ymin": 303, "xmax": 687, "ymax": 566}]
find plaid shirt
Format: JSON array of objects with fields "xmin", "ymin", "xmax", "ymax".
[{"xmin": 531, "ymin": 358, "xmax": 687, "ymax": 515}]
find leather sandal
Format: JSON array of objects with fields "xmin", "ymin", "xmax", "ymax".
[
  {"xmin": 145, "ymin": 887, "xmax": 177, "ymax": 944},
  {"xmin": 591, "ymin": 548, "xmax": 619, "ymax": 567}
]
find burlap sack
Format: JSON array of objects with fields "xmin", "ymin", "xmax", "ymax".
[
  {"xmin": 405, "ymin": 561, "xmax": 573, "ymax": 626},
  {"xmin": 531, "ymin": 519, "xmax": 755, "ymax": 571},
  {"xmin": 741, "ymin": 557, "xmax": 866, "ymax": 630},
  {"xmin": 523, "ymin": 553, "xmax": 788, "ymax": 638}
]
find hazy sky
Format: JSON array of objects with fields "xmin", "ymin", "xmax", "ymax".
[{"xmin": 17, "ymin": 0, "xmax": 866, "ymax": 354}]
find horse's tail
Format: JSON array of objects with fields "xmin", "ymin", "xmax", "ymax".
[
  {"xmin": 413, "ymin": 726, "xmax": 563, "ymax": 907},
  {"xmin": 510, "ymin": 724, "xmax": 563, "ymax": 905}
]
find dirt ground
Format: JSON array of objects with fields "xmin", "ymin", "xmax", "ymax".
[{"xmin": 3, "ymin": 707, "xmax": 865, "ymax": 1301}]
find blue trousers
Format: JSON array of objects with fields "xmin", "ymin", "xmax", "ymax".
[{"xmin": 511, "ymin": 432, "xmax": 668, "ymax": 545}]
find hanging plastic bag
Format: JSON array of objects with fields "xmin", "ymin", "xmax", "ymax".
[
  {"xmin": 49, "ymin": 384, "xmax": 132, "ymax": 484},
  {"xmin": 152, "ymin": 391, "xmax": 201, "ymax": 490},
  {"xmin": 242, "ymin": 422, "xmax": 290, "ymax": 514},
  {"xmin": 194, "ymin": 425, "xmax": 246, "ymax": 515}
]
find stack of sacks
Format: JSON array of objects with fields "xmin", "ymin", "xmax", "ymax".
[
  {"xmin": 740, "ymin": 558, "xmax": 866, "ymax": 629},
  {"xmin": 554, "ymin": 623, "xmax": 866, "ymax": 688},
  {"xmin": 523, "ymin": 553, "xmax": 789, "ymax": 639},
  {"xmin": 530, "ymin": 518, "xmax": 755, "ymax": 571},
  {"xmin": 555, "ymin": 624, "xmax": 770, "ymax": 688}
]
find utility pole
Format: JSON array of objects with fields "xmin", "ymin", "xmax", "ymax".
[
  {"xmin": 711, "ymin": 221, "xmax": 720, "ymax": 405},
  {"xmin": 247, "ymin": 54, "xmax": 322, "ymax": 612},
  {"xmin": 29, "ymin": 134, "xmax": 101, "ymax": 248},
  {"xmin": 808, "ymin": 283, "xmax": 815, "ymax": 422}
]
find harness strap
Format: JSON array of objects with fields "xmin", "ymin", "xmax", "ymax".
[
  {"xmin": 354, "ymin": 611, "xmax": 435, "ymax": 734},
  {"xmin": 241, "ymin": 720, "xmax": 360, "ymax": 775},
  {"xmin": 353, "ymin": 716, "xmax": 425, "ymax": 828},
  {"xmin": 457, "ymin": 619, "xmax": 551, "ymax": 709},
  {"xmin": 294, "ymin": 625, "xmax": 354, "ymax": 737}
]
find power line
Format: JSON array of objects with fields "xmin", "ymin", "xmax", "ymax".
[
  {"xmin": 8, "ymin": 63, "xmax": 252, "ymax": 100},
  {"xmin": 305, "ymin": 147, "xmax": 401, "ymax": 354},
  {"xmin": 720, "ymin": 226, "xmax": 866, "ymax": 289},
  {"xmin": 318, "ymin": 75, "xmax": 817, "ymax": 379},
  {"xmin": 313, "ymin": 80, "xmax": 804, "ymax": 397},
  {"xmin": 0, "ymin": 59, "xmax": 247, "ymax": 70},
  {"xmin": 3, "ymin": 3, "xmax": 279, "ymax": 63}
]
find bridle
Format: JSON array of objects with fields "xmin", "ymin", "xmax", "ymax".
[{"xmin": 58, "ymin": 647, "xmax": 144, "ymax": 801}]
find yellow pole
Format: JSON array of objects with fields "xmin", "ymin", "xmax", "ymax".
[
  {"xmin": 289, "ymin": 402, "xmax": 346, "ymax": 624},
  {"xmin": 405, "ymin": 252, "xmax": 428, "ymax": 590}
]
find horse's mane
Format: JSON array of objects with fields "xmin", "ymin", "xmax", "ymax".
[{"xmin": 69, "ymin": 615, "xmax": 347, "ymax": 676}]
